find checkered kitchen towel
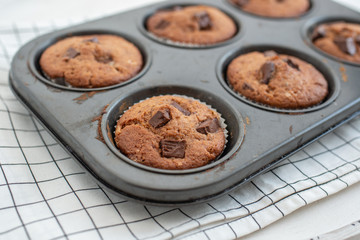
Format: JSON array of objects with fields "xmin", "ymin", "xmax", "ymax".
[{"xmin": 0, "ymin": 20, "xmax": 360, "ymax": 240}]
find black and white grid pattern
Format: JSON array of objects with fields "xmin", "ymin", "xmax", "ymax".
[{"xmin": 0, "ymin": 21, "xmax": 360, "ymax": 240}]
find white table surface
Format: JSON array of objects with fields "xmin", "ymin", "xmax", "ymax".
[{"xmin": 1, "ymin": 0, "xmax": 360, "ymax": 239}]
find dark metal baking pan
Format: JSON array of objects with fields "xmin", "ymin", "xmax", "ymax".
[{"xmin": 9, "ymin": 0, "xmax": 360, "ymax": 205}]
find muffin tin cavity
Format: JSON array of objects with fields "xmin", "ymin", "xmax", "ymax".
[
  {"xmin": 227, "ymin": 0, "xmax": 313, "ymax": 20},
  {"xmin": 29, "ymin": 31, "xmax": 151, "ymax": 92},
  {"xmin": 101, "ymin": 86, "xmax": 245, "ymax": 174},
  {"xmin": 217, "ymin": 45, "xmax": 340, "ymax": 113},
  {"xmin": 304, "ymin": 17, "xmax": 360, "ymax": 66},
  {"xmin": 140, "ymin": 3, "xmax": 241, "ymax": 48}
]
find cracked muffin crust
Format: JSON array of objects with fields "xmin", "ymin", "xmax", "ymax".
[
  {"xmin": 227, "ymin": 51, "xmax": 328, "ymax": 109},
  {"xmin": 114, "ymin": 95, "xmax": 226, "ymax": 170},
  {"xmin": 39, "ymin": 35, "xmax": 143, "ymax": 88},
  {"xmin": 146, "ymin": 5, "xmax": 237, "ymax": 45},
  {"xmin": 230, "ymin": 0, "xmax": 310, "ymax": 18},
  {"xmin": 312, "ymin": 22, "xmax": 360, "ymax": 64}
]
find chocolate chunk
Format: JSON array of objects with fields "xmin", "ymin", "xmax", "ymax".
[
  {"xmin": 194, "ymin": 11, "xmax": 212, "ymax": 30},
  {"xmin": 284, "ymin": 58, "xmax": 300, "ymax": 71},
  {"xmin": 259, "ymin": 61, "xmax": 275, "ymax": 84},
  {"xmin": 264, "ymin": 50, "xmax": 278, "ymax": 57},
  {"xmin": 160, "ymin": 139, "xmax": 186, "ymax": 158},
  {"xmin": 155, "ymin": 20, "xmax": 170, "ymax": 29},
  {"xmin": 196, "ymin": 118, "xmax": 221, "ymax": 135},
  {"xmin": 50, "ymin": 77, "xmax": 72, "ymax": 87},
  {"xmin": 96, "ymin": 54, "xmax": 113, "ymax": 64},
  {"xmin": 355, "ymin": 35, "xmax": 360, "ymax": 45},
  {"xmin": 51, "ymin": 77, "xmax": 66, "ymax": 85},
  {"xmin": 171, "ymin": 102, "xmax": 191, "ymax": 116},
  {"xmin": 65, "ymin": 48, "xmax": 80, "ymax": 59},
  {"xmin": 83, "ymin": 37, "xmax": 99, "ymax": 43},
  {"xmin": 242, "ymin": 83, "xmax": 254, "ymax": 91},
  {"xmin": 334, "ymin": 36, "xmax": 357, "ymax": 56},
  {"xmin": 312, "ymin": 25, "xmax": 327, "ymax": 41},
  {"xmin": 233, "ymin": 0, "xmax": 249, "ymax": 7},
  {"xmin": 149, "ymin": 109, "xmax": 171, "ymax": 128}
]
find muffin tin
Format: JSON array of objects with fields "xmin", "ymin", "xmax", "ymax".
[{"xmin": 9, "ymin": 0, "xmax": 360, "ymax": 205}]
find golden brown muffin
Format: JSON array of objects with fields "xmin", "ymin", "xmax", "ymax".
[
  {"xmin": 146, "ymin": 5, "xmax": 237, "ymax": 45},
  {"xmin": 227, "ymin": 51, "xmax": 328, "ymax": 109},
  {"xmin": 312, "ymin": 22, "xmax": 360, "ymax": 64},
  {"xmin": 40, "ymin": 35, "xmax": 143, "ymax": 88},
  {"xmin": 114, "ymin": 95, "xmax": 226, "ymax": 170},
  {"xmin": 230, "ymin": 0, "xmax": 310, "ymax": 18}
]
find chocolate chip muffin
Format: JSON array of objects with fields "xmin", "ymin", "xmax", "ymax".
[
  {"xmin": 230, "ymin": 0, "xmax": 310, "ymax": 18},
  {"xmin": 146, "ymin": 5, "xmax": 237, "ymax": 45},
  {"xmin": 114, "ymin": 95, "xmax": 226, "ymax": 170},
  {"xmin": 40, "ymin": 35, "xmax": 143, "ymax": 88},
  {"xmin": 227, "ymin": 51, "xmax": 328, "ymax": 109},
  {"xmin": 312, "ymin": 22, "xmax": 360, "ymax": 64}
]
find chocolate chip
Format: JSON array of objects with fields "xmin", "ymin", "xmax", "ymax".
[
  {"xmin": 149, "ymin": 109, "xmax": 171, "ymax": 128},
  {"xmin": 160, "ymin": 139, "xmax": 186, "ymax": 158},
  {"xmin": 96, "ymin": 54, "xmax": 113, "ymax": 64},
  {"xmin": 171, "ymin": 102, "xmax": 191, "ymax": 116},
  {"xmin": 233, "ymin": 0, "xmax": 249, "ymax": 7},
  {"xmin": 284, "ymin": 58, "xmax": 300, "ymax": 71},
  {"xmin": 155, "ymin": 20, "xmax": 170, "ymax": 29},
  {"xmin": 259, "ymin": 61, "xmax": 275, "ymax": 84},
  {"xmin": 52, "ymin": 77, "xmax": 66, "ymax": 85},
  {"xmin": 334, "ymin": 36, "xmax": 357, "ymax": 56},
  {"xmin": 83, "ymin": 37, "xmax": 99, "ymax": 43},
  {"xmin": 242, "ymin": 83, "xmax": 254, "ymax": 91},
  {"xmin": 65, "ymin": 48, "xmax": 80, "ymax": 59},
  {"xmin": 264, "ymin": 50, "xmax": 278, "ymax": 57},
  {"xmin": 50, "ymin": 77, "xmax": 72, "ymax": 87},
  {"xmin": 196, "ymin": 118, "xmax": 221, "ymax": 135},
  {"xmin": 194, "ymin": 11, "xmax": 212, "ymax": 30},
  {"xmin": 312, "ymin": 25, "xmax": 327, "ymax": 41}
]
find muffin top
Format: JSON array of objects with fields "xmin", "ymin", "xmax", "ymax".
[
  {"xmin": 227, "ymin": 51, "xmax": 328, "ymax": 109},
  {"xmin": 114, "ymin": 95, "xmax": 226, "ymax": 170},
  {"xmin": 312, "ymin": 22, "xmax": 360, "ymax": 64},
  {"xmin": 146, "ymin": 5, "xmax": 237, "ymax": 45},
  {"xmin": 40, "ymin": 34, "xmax": 143, "ymax": 88},
  {"xmin": 230, "ymin": 0, "xmax": 310, "ymax": 18}
]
